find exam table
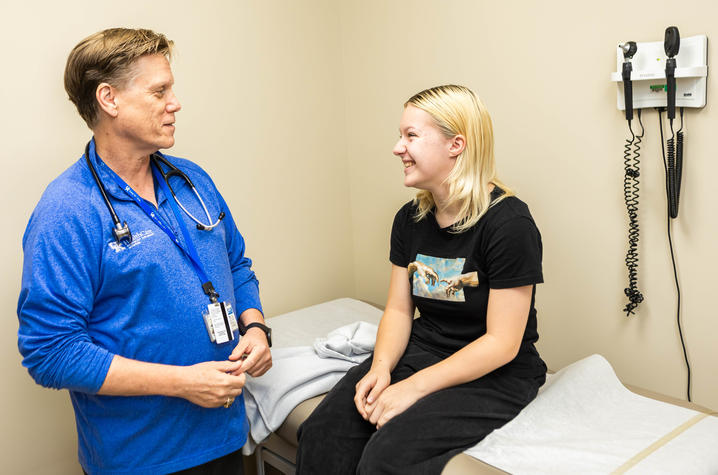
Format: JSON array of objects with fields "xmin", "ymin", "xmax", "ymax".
[{"xmin": 247, "ymin": 299, "xmax": 716, "ymax": 475}]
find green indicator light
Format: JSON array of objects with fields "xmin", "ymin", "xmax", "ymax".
[{"xmin": 650, "ymin": 84, "xmax": 667, "ymax": 92}]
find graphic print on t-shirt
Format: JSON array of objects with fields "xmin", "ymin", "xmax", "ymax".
[{"xmin": 409, "ymin": 254, "xmax": 479, "ymax": 302}]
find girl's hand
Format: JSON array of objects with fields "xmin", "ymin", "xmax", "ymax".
[
  {"xmin": 366, "ymin": 378, "xmax": 424, "ymax": 429},
  {"xmin": 354, "ymin": 367, "xmax": 391, "ymax": 420}
]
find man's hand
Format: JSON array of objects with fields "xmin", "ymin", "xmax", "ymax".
[
  {"xmin": 178, "ymin": 360, "xmax": 246, "ymax": 408},
  {"xmin": 229, "ymin": 328, "xmax": 272, "ymax": 377},
  {"xmin": 365, "ymin": 378, "xmax": 424, "ymax": 429}
]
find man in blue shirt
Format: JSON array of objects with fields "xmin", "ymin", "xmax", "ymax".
[{"xmin": 17, "ymin": 28, "xmax": 272, "ymax": 475}]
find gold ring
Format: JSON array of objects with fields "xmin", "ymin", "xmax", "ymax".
[{"xmin": 224, "ymin": 397, "xmax": 233, "ymax": 408}]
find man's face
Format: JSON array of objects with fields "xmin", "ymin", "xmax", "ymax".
[{"xmin": 113, "ymin": 54, "xmax": 181, "ymax": 154}]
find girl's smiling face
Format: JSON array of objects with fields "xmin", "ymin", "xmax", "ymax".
[{"xmin": 393, "ymin": 105, "xmax": 458, "ymax": 194}]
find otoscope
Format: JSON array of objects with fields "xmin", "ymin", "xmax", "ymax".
[{"xmin": 621, "ymin": 41, "xmax": 637, "ymax": 122}]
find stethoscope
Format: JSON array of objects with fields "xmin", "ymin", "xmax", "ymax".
[{"xmin": 84, "ymin": 141, "xmax": 225, "ymax": 245}]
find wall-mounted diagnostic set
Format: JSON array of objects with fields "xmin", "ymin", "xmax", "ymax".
[{"xmin": 610, "ymin": 27, "xmax": 708, "ymax": 401}]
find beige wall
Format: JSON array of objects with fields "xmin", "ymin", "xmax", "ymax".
[
  {"xmin": 340, "ymin": 0, "xmax": 718, "ymax": 411},
  {"xmin": 2, "ymin": 0, "xmax": 717, "ymax": 473}
]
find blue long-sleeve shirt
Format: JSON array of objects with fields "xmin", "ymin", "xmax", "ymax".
[{"xmin": 18, "ymin": 144, "xmax": 261, "ymax": 474}]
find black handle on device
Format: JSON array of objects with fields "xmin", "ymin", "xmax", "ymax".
[
  {"xmin": 664, "ymin": 27, "xmax": 680, "ymax": 121},
  {"xmin": 666, "ymin": 58, "xmax": 677, "ymax": 121},
  {"xmin": 622, "ymin": 62, "xmax": 633, "ymax": 121}
]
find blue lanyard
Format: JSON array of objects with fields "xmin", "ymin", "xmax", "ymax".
[{"xmin": 93, "ymin": 145, "xmax": 219, "ymax": 302}]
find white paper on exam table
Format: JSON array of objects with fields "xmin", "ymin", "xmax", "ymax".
[{"xmin": 465, "ymin": 354, "xmax": 718, "ymax": 474}]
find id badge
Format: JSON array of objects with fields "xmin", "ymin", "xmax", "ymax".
[{"xmin": 203, "ymin": 301, "xmax": 239, "ymax": 344}]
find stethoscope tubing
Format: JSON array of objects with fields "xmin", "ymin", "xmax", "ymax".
[
  {"xmin": 85, "ymin": 142, "xmax": 123, "ymax": 228},
  {"xmin": 151, "ymin": 153, "xmax": 223, "ymax": 230},
  {"xmin": 84, "ymin": 141, "xmax": 223, "ymax": 242}
]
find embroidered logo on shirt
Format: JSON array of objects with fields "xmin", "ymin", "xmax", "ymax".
[
  {"xmin": 108, "ymin": 229, "xmax": 155, "ymax": 253},
  {"xmin": 409, "ymin": 254, "xmax": 479, "ymax": 302}
]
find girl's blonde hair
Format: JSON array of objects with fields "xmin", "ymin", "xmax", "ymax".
[{"xmin": 406, "ymin": 84, "xmax": 513, "ymax": 232}]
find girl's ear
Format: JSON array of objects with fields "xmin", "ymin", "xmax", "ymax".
[{"xmin": 449, "ymin": 134, "xmax": 466, "ymax": 157}]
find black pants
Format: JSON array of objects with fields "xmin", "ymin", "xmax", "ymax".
[
  {"xmin": 172, "ymin": 449, "xmax": 244, "ymax": 475},
  {"xmin": 83, "ymin": 449, "xmax": 244, "ymax": 475},
  {"xmin": 296, "ymin": 340, "xmax": 544, "ymax": 475}
]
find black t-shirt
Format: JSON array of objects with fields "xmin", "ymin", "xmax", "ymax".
[{"xmin": 390, "ymin": 191, "xmax": 546, "ymax": 376}]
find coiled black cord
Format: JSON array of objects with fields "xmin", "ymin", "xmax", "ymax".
[
  {"xmin": 676, "ymin": 108, "xmax": 684, "ymax": 211},
  {"xmin": 667, "ymin": 124, "xmax": 677, "ymax": 217},
  {"xmin": 666, "ymin": 108, "xmax": 685, "ymax": 219},
  {"xmin": 623, "ymin": 110, "xmax": 644, "ymax": 315},
  {"xmin": 658, "ymin": 108, "xmax": 691, "ymax": 401}
]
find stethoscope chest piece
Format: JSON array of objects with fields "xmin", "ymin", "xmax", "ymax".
[{"xmin": 114, "ymin": 222, "xmax": 132, "ymax": 244}]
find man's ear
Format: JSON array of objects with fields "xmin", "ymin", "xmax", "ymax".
[
  {"xmin": 449, "ymin": 134, "xmax": 466, "ymax": 157},
  {"xmin": 96, "ymin": 83, "xmax": 118, "ymax": 118}
]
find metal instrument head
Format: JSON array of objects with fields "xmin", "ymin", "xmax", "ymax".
[
  {"xmin": 113, "ymin": 222, "xmax": 133, "ymax": 245},
  {"xmin": 620, "ymin": 41, "xmax": 637, "ymax": 61}
]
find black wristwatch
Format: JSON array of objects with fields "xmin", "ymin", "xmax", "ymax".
[{"xmin": 241, "ymin": 322, "xmax": 272, "ymax": 347}]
